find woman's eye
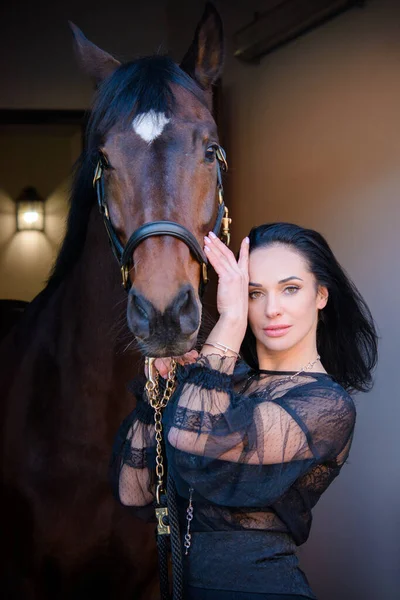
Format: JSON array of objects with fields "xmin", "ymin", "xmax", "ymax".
[
  {"xmin": 284, "ymin": 286, "xmax": 299, "ymax": 294},
  {"xmin": 249, "ymin": 291, "xmax": 262, "ymax": 300},
  {"xmin": 205, "ymin": 146, "xmax": 216, "ymax": 163}
]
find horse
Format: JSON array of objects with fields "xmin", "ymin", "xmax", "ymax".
[{"xmin": 0, "ymin": 4, "xmax": 226, "ymax": 598}]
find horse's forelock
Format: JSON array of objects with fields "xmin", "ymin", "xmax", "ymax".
[{"xmin": 86, "ymin": 55, "xmax": 209, "ymax": 148}]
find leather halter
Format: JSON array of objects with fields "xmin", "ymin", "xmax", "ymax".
[{"xmin": 93, "ymin": 145, "xmax": 230, "ymax": 292}]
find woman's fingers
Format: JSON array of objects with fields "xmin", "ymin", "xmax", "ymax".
[
  {"xmin": 204, "ymin": 237, "xmax": 238, "ymax": 278},
  {"xmin": 145, "ymin": 350, "xmax": 199, "ymax": 379},
  {"xmin": 205, "ymin": 233, "xmax": 249, "ymax": 278},
  {"xmin": 175, "ymin": 349, "xmax": 199, "ymax": 366},
  {"xmin": 204, "ymin": 241, "xmax": 231, "ymax": 276},
  {"xmin": 237, "ymin": 237, "xmax": 250, "ymax": 272},
  {"xmin": 154, "ymin": 358, "xmax": 170, "ymax": 378},
  {"xmin": 183, "ymin": 349, "xmax": 199, "ymax": 363},
  {"xmin": 206, "ymin": 232, "xmax": 238, "ymax": 268}
]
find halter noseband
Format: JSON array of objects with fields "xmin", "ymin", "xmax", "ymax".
[{"xmin": 93, "ymin": 145, "xmax": 231, "ymax": 292}]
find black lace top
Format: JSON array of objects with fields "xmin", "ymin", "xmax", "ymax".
[{"xmin": 112, "ymin": 355, "xmax": 356, "ymax": 596}]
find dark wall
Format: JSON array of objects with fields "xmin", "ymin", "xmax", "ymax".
[{"xmin": 0, "ymin": 0, "xmax": 167, "ymax": 109}]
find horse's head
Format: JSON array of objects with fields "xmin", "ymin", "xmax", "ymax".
[{"xmin": 71, "ymin": 5, "xmax": 226, "ymax": 357}]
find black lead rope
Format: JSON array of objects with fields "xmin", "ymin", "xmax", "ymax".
[
  {"xmin": 167, "ymin": 472, "xmax": 184, "ymax": 600},
  {"xmin": 155, "ymin": 474, "xmax": 184, "ymax": 600},
  {"xmin": 156, "ymin": 488, "xmax": 173, "ymax": 600}
]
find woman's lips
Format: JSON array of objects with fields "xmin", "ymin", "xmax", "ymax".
[{"xmin": 263, "ymin": 325, "xmax": 292, "ymax": 338}]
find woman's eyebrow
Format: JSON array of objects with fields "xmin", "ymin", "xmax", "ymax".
[
  {"xmin": 278, "ymin": 276, "xmax": 303, "ymax": 284},
  {"xmin": 248, "ymin": 276, "xmax": 303, "ymax": 287}
]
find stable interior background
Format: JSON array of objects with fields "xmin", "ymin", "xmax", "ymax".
[{"xmin": 0, "ymin": 1, "xmax": 398, "ymax": 598}]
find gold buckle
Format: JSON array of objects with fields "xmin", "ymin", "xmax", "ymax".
[
  {"xmin": 145, "ymin": 357, "xmax": 157, "ymax": 388},
  {"xmin": 121, "ymin": 265, "xmax": 129, "ymax": 289},
  {"xmin": 202, "ymin": 262, "xmax": 208, "ymax": 284},
  {"xmin": 155, "ymin": 506, "xmax": 170, "ymax": 535},
  {"xmin": 221, "ymin": 206, "xmax": 232, "ymax": 246},
  {"xmin": 215, "ymin": 147, "xmax": 228, "ymax": 172},
  {"xmin": 92, "ymin": 161, "xmax": 103, "ymax": 188}
]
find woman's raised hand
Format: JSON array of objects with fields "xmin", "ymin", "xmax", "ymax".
[
  {"xmin": 204, "ymin": 232, "xmax": 249, "ymax": 324},
  {"xmin": 143, "ymin": 234, "xmax": 250, "ymax": 380}
]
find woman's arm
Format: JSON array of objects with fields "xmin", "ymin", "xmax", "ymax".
[
  {"xmin": 166, "ymin": 373, "xmax": 356, "ymax": 507},
  {"xmin": 110, "ymin": 384, "xmax": 156, "ymax": 509},
  {"xmin": 153, "ymin": 233, "xmax": 250, "ymax": 380},
  {"xmin": 118, "ymin": 418, "xmax": 155, "ymax": 506},
  {"xmin": 168, "ymin": 382, "xmax": 310, "ymax": 465}
]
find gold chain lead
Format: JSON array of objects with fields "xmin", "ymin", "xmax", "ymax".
[{"xmin": 145, "ymin": 358, "xmax": 177, "ymax": 508}]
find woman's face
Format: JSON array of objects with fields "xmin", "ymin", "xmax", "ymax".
[{"xmin": 247, "ymin": 244, "xmax": 328, "ymax": 358}]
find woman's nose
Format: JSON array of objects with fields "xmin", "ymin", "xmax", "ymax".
[{"xmin": 264, "ymin": 295, "xmax": 282, "ymax": 318}]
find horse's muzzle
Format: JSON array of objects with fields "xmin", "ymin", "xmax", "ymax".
[{"xmin": 127, "ymin": 283, "xmax": 200, "ymax": 356}]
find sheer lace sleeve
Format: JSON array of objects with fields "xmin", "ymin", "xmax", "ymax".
[
  {"xmin": 165, "ymin": 356, "xmax": 356, "ymax": 508},
  {"xmin": 110, "ymin": 379, "xmax": 156, "ymax": 517}
]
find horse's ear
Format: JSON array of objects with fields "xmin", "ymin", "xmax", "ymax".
[
  {"xmin": 180, "ymin": 3, "xmax": 224, "ymax": 90},
  {"xmin": 69, "ymin": 22, "xmax": 121, "ymax": 83}
]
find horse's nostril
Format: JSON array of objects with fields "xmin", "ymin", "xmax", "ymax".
[
  {"xmin": 178, "ymin": 290, "xmax": 190, "ymax": 312},
  {"xmin": 171, "ymin": 285, "xmax": 199, "ymax": 336},
  {"xmin": 133, "ymin": 293, "xmax": 148, "ymax": 320},
  {"xmin": 128, "ymin": 288, "xmax": 153, "ymax": 340}
]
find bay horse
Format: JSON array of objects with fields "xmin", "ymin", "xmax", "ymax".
[{"xmin": 0, "ymin": 5, "xmax": 225, "ymax": 598}]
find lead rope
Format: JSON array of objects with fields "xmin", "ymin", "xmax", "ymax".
[
  {"xmin": 167, "ymin": 471, "xmax": 184, "ymax": 599},
  {"xmin": 145, "ymin": 358, "xmax": 184, "ymax": 600}
]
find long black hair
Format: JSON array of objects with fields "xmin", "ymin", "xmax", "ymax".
[{"xmin": 240, "ymin": 223, "xmax": 378, "ymax": 394}]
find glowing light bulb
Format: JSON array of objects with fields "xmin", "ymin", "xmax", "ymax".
[{"xmin": 23, "ymin": 211, "xmax": 39, "ymax": 224}]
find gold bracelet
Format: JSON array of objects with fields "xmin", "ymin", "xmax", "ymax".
[{"xmin": 203, "ymin": 341, "xmax": 240, "ymax": 357}]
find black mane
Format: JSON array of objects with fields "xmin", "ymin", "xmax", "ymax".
[{"xmin": 47, "ymin": 56, "xmax": 207, "ymax": 291}]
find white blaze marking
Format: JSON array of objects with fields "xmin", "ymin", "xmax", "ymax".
[{"xmin": 132, "ymin": 110, "xmax": 170, "ymax": 143}]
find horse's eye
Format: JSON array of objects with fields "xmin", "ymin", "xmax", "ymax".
[
  {"xmin": 205, "ymin": 145, "xmax": 216, "ymax": 163},
  {"xmin": 99, "ymin": 152, "xmax": 110, "ymax": 169}
]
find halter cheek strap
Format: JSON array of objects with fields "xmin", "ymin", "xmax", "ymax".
[{"xmin": 93, "ymin": 145, "xmax": 230, "ymax": 293}]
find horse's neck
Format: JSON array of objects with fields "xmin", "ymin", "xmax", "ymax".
[
  {"xmin": 57, "ymin": 207, "xmax": 134, "ymax": 374},
  {"xmin": 4, "ymin": 208, "xmax": 138, "ymax": 446},
  {"xmin": 55, "ymin": 209, "xmax": 140, "ymax": 423}
]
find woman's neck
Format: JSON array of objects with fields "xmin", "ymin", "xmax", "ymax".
[{"xmin": 256, "ymin": 337, "xmax": 325, "ymax": 373}]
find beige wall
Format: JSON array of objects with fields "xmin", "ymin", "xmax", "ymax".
[
  {"xmin": 216, "ymin": 0, "xmax": 399, "ymax": 598},
  {"xmin": 0, "ymin": 125, "xmax": 81, "ymax": 300}
]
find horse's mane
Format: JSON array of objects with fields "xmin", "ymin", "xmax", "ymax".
[{"xmin": 47, "ymin": 56, "xmax": 207, "ymax": 292}]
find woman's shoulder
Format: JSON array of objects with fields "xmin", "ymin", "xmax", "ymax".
[
  {"xmin": 282, "ymin": 373, "xmax": 357, "ymax": 427},
  {"xmin": 287, "ymin": 371, "xmax": 354, "ymax": 398}
]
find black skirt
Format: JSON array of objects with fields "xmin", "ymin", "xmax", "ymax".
[
  {"xmin": 184, "ymin": 531, "xmax": 316, "ymax": 599},
  {"xmin": 185, "ymin": 589, "xmax": 315, "ymax": 600}
]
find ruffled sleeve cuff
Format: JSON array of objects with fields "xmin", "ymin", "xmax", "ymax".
[{"xmin": 177, "ymin": 354, "xmax": 236, "ymax": 392}]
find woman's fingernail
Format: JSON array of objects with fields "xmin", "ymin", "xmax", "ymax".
[
  {"xmin": 209, "ymin": 231, "xmax": 217, "ymax": 239},
  {"xmin": 204, "ymin": 236, "xmax": 211, "ymax": 243},
  {"xmin": 245, "ymin": 237, "xmax": 250, "ymax": 244},
  {"xmin": 204, "ymin": 245, "xmax": 210, "ymax": 253}
]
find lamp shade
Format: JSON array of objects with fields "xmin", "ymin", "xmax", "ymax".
[{"xmin": 16, "ymin": 186, "xmax": 45, "ymax": 231}]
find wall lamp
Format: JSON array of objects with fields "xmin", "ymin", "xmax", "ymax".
[{"xmin": 16, "ymin": 186, "xmax": 45, "ymax": 232}]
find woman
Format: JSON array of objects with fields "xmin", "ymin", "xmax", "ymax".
[{"xmin": 112, "ymin": 223, "xmax": 378, "ymax": 600}]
